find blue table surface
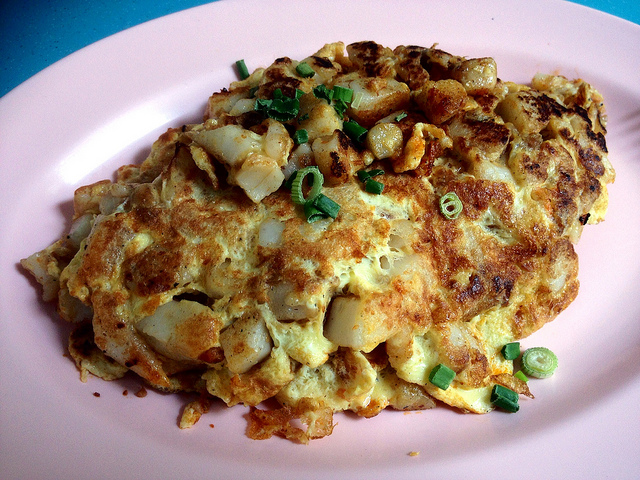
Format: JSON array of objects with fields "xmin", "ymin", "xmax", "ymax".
[{"xmin": 1, "ymin": 0, "xmax": 638, "ymax": 98}]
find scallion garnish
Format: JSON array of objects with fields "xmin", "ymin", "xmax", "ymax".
[
  {"xmin": 332, "ymin": 86, "xmax": 353, "ymax": 103},
  {"xmin": 350, "ymin": 91, "xmax": 364, "ymax": 110},
  {"xmin": 395, "ymin": 111, "xmax": 408, "ymax": 122},
  {"xmin": 365, "ymin": 179, "xmax": 384, "ymax": 195},
  {"xmin": 304, "ymin": 201, "xmax": 327, "ymax": 223},
  {"xmin": 357, "ymin": 169, "xmax": 384, "ymax": 182},
  {"xmin": 343, "ymin": 120, "xmax": 368, "ymax": 143},
  {"xmin": 428, "ymin": 364, "xmax": 456, "ymax": 390},
  {"xmin": 501, "ymin": 342, "xmax": 520, "ymax": 361},
  {"xmin": 439, "ymin": 192, "xmax": 463, "ymax": 220},
  {"xmin": 491, "ymin": 384, "xmax": 520, "ymax": 413},
  {"xmin": 284, "ymin": 171, "xmax": 298, "ymax": 190},
  {"xmin": 254, "ymin": 89, "xmax": 300, "ymax": 122},
  {"xmin": 312, "ymin": 193, "xmax": 340, "ymax": 219},
  {"xmin": 290, "ymin": 166, "xmax": 323, "ymax": 205},
  {"xmin": 521, "ymin": 347, "xmax": 558, "ymax": 378},
  {"xmin": 236, "ymin": 59, "xmax": 250, "ymax": 80},
  {"xmin": 296, "ymin": 62, "xmax": 315, "ymax": 78},
  {"xmin": 514, "ymin": 370, "xmax": 529, "ymax": 382},
  {"xmin": 357, "ymin": 169, "xmax": 385, "ymax": 194},
  {"xmin": 293, "ymin": 129, "xmax": 309, "ymax": 145},
  {"xmin": 313, "ymin": 84, "xmax": 333, "ymax": 103},
  {"xmin": 333, "ymin": 99, "xmax": 349, "ymax": 119}
]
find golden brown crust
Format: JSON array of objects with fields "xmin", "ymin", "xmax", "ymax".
[{"xmin": 22, "ymin": 41, "xmax": 614, "ymax": 441}]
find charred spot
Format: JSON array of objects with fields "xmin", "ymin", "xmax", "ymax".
[
  {"xmin": 578, "ymin": 213, "xmax": 591, "ymax": 225},
  {"xmin": 492, "ymin": 276, "xmax": 514, "ymax": 303},
  {"xmin": 594, "ymin": 131, "xmax": 607, "ymax": 152},
  {"xmin": 173, "ymin": 290, "xmax": 212, "ymax": 306},
  {"xmin": 578, "ymin": 146, "xmax": 605, "ymax": 176},
  {"xmin": 310, "ymin": 55, "xmax": 334, "ymax": 69},
  {"xmin": 475, "ymin": 94, "xmax": 498, "ymax": 113},
  {"xmin": 540, "ymin": 93, "xmax": 567, "ymax": 118},
  {"xmin": 124, "ymin": 359, "xmax": 138, "ymax": 368},
  {"xmin": 259, "ymin": 78, "xmax": 302, "ymax": 100},
  {"xmin": 457, "ymin": 274, "xmax": 485, "ymax": 303},
  {"xmin": 234, "ymin": 111, "xmax": 265, "ymax": 130},
  {"xmin": 336, "ymin": 129, "xmax": 356, "ymax": 150},
  {"xmin": 329, "ymin": 152, "xmax": 347, "ymax": 178},
  {"xmin": 468, "ymin": 118, "xmax": 511, "ymax": 146},
  {"xmin": 116, "ymin": 322, "xmax": 126, "ymax": 329},
  {"xmin": 69, "ymin": 323, "xmax": 97, "ymax": 357},
  {"xmin": 124, "ymin": 250, "xmax": 181, "ymax": 296}
]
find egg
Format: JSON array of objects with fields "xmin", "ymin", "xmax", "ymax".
[{"xmin": 21, "ymin": 41, "xmax": 614, "ymax": 443}]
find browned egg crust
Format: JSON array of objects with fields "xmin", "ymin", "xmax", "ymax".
[{"xmin": 22, "ymin": 41, "xmax": 614, "ymax": 443}]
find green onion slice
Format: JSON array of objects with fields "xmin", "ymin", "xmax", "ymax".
[
  {"xmin": 290, "ymin": 166, "xmax": 323, "ymax": 205},
  {"xmin": 296, "ymin": 62, "xmax": 315, "ymax": 78},
  {"xmin": 395, "ymin": 111, "xmax": 408, "ymax": 122},
  {"xmin": 514, "ymin": 370, "xmax": 529, "ymax": 382},
  {"xmin": 332, "ymin": 85, "xmax": 353, "ymax": 103},
  {"xmin": 343, "ymin": 120, "xmax": 368, "ymax": 143},
  {"xmin": 254, "ymin": 90, "xmax": 300, "ymax": 122},
  {"xmin": 490, "ymin": 384, "xmax": 520, "ymax": 413},
  {"xmin": 357, "ymin": 168, "xmax": 384, "ymax": 183},
  {"xmin": 521, "ymin": 347, "xmax": 558, "ymax": 378},
  {"xmin": 365, "ymin": 179, "xmax": 384, "ymax": 195},
  {"xmin": 332, "ymin": 99, "xmax": 348, "ymax": 119},
  {"xmin": 491, "ymin": 384, "xmax": 520, "ymax": 413},
  {"xmin": 501, "ymin": 342, "xmax": 520, "ymax": 361},
  {"xmin": 312, "ymin": 193, "xmax": 340, "ymax": 219},
  {"xmin": 428, "ymin": 364, "xmax": 456, "ymax": 390},
  {"xmin": 304, "ymin": 202, "xmax": 327, "ymax": 223},
  {"xmin": 350, "ymin": 91, "xmax": 364, "ymax": 110},
  {"xmin": 235, "ymin": 59, "xmax": 250, "ymax": 80},
  {"xmin": 293, "ymin": 129, "xmax": 308, "ymax": 145},
  {"xmin": 439, "ymin": 192, "xmax": 463, "ymax": 220},
  {"xmin": 313, "ymin": 84, "xmax": 333, "ymax": 103}
]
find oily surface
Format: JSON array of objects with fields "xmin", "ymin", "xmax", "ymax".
[{"xmin": 22, "ymin": 41, "xmax": 614, "ymax": 442}]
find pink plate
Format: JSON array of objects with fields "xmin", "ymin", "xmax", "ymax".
[{"xmin": 1, "ymin": 0, "xmax": 639, "ymax": 478}]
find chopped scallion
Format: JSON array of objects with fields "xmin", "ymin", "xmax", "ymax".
[
  {"xmin": 491, "ymin": 384, "xmax": 520, "ymax": 413},
  {"xmin": 358, "ymin": 168, "xmax": 384, "ymax": 181},
  {"xmin": 254, "ymin": 89, "xmax": 300, "ymax": 122},
  {"xmin": 313, "ymin": 84, "xmax": 333, "ymax": 103},
  {"xmin": 296, "ymin": 62, "xmax": 315, "ymax": 78},
  {"xmin": 365, "ymin": 179, "xmax": 384, "ymax": 195},
  {"xmin": 303, "ymin": 201, "xmax": 327, "ymax": 223},
  {"xmin": 312, "ymin": 193, "xmax": 340, "ymax": 219},
  {"xmin": 439, "ymin": 192, "xmax": 463, "ymax": 220},
  {"xmin": 428, "ymin": 364, "xmax": 456, "ymax": 390},
  {"xmin": 395, "ymin": 111, "xmax": 408, "ymax": 122},
  {"xmin": 293, "ymin": 129, "xmax": 309, "ymax": 145},
  {"xmin": 514, "ymin": 370, "xmax": 529, "ymax": 382},
  {"xmin": 332, "ymin": 85, "xmax": 353, "ymax": 103},
  {"xmin": 521, "ymin": 347, "xmax": 558, "ymax": 378},
  {"xmin": 350, "ymin": 91, "xmax": 364, "ymax": 110},
  {"xmin": 235, "ymin": 59, "xmax": 250, "ymax": 80},
  {"xmin": 332, "ymin": 99, "xmax": 348, "ymax": 119},
  {"xmin": 501, "ymin": 342, "xmax": 520, "ymax": 361},
  {"xmin": 290, "ymin": 166, "xmax": 323, "ymax": 205},
  {"xmin": 284, "ymin": 171, "xmax": 298, "ymax": 190},
  {"xmin": 343, "ymin": 120, "xmax": 368, "ymax": 143}
]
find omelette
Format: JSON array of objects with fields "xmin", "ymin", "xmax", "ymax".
[{"xmin": 22, "ymin": 41, "xmax": 614, "ymax": 443}]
